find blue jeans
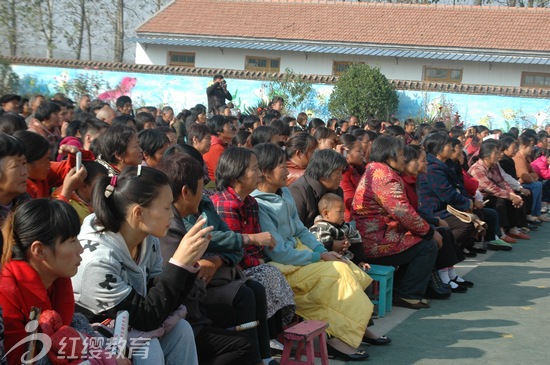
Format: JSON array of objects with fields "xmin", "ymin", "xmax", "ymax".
[
  {"xmin": 522, "ymin": 181, "xmax": 543, "ymax": 216},
  {"xmin": 131, "ymin": 319, "xmax": 198, "ymax": 365}
]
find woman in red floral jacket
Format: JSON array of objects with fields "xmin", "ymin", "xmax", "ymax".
[{"xmin": 351, "ymin": 135, "xmax": 440, "ymax": 309}]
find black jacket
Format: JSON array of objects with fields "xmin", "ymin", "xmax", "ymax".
[{"xmin": 206, "ymin": 82, "xmax": 232, "ymax": 112}]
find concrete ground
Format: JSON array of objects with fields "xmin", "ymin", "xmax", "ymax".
[{"xmin": 277, "ymin": 222, "xmax": 550, "ymax": 364}]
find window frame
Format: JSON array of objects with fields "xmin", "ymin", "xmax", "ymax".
[
  {"xmin": 244, "ymin": 56, "xmax": 281, "ymax": 72},
  {"xmin": 168, "ymin": 52, "xmax": 196, "ymax": 67},
  {"xmin": 521, "ymin": 72, "xmax": 550, "ymax": 88},
  {"xmin": 423, "ymin": 66, "xmax": 463, "ymax": 84},
  {"xmin": 332, "ymin": 61, "xmax": 365, "ymax": 76}
]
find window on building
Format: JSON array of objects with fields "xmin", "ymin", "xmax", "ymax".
[
  {"xmin": 423, "ymin": 67, "xmax": 463, "ymax": 83},
  {"xmin": 245, "ymin": 56, "xmax": 280, "ymax": 72},
  {"xmin": 168, "ymin": 52, "xmax": 195, "ymax": 67},
  {"xmin": 332, "ymin": 61, "xmax": 367, "ymax": 76},
  {"xmin": 521, "ymin": 72, "xmax": 550, "ymax": 88}
]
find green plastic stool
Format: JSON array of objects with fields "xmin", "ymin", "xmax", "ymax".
[{"xmin": 367, "ymin": 264, "xmax": 395, "ymax": 318}]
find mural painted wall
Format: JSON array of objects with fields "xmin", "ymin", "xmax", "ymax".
[{"xmin": 12, "ymin": 64, "xmax": 550, "ymax": 129}]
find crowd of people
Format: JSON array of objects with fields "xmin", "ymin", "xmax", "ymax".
[{"xmin": 1, "ymin": 77, "xmax": 550, "ymax": 364}]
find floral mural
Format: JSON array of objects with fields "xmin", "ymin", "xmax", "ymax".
[{"xmin": 11, "ymin": 64, "xmax": 550, "ymax": 129}]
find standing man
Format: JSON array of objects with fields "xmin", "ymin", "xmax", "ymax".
[
  {"xmin": 206, "ymin": 75, "xmax": 232, "ymax": 114},
  {"xmin": 75, "ymin": 94, "xmax": 91, "ymax": 116}
]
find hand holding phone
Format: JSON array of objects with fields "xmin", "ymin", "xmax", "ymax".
[{"xmin": 76, "ymin": 151, "xmax": 82, "ymax": 171}]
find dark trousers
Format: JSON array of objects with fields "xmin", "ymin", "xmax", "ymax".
[
  {"xmin": 206, "ymin": 280, "xmax": 270, "ymax": 362},
  {"xmin": 485, "ymin": 196, "xmax": 522, "ymax": 229},
  {"xmin": 368, "ymin": 238, "xmax": 438, "ymax": 300},
  {"xmin": 434, "ymin": 226, "xmax": 463, "ymax": 269},
  {"xmin": 196, "ymin": 326, "xmax": 255, "ymax": 365},
  {"xmin": 542, "ymin": 180, "xmax": 550, "ymax": 203},
  {"xmin": 475, "ymin": 207, "xmax": 498, "ymax": 241},
  {"xmin": 444, "ymin": 215, "xmax": 476, "ymax": 249}
]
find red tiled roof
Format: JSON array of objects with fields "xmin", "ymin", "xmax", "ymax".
[{"xmin": 137, "ymin": 0, "xmax": 550, "ymax": 53}]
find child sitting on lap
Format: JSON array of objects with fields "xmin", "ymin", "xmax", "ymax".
[{"xmin": 309, "ymin": 193, "xmax": 369, "ymax": 269}]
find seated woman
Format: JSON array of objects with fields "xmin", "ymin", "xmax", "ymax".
[
  {"xmin": 158, "ymin": 147, "xmax": 278, "ymax": 365},
  {"xmin": 469, "ymin": 139, "xmax": 527, "ymax": 244},
  {"xmin": 251, "ymin": 143, "xmax": 374, "ymax": 362},
  {"xmin": 403, "ymin": 145, "xmax": 470, "ymax": 295},
  {"xmin": 285, "ymin": 132, "xmax": 317, "ymax": 186},
  {"xmin": 289, "ymin": 149, "xmax": 348, "ymax": 228},
  {"xmin": 530, "ymin": 148, "xmax": 550, "ymax": 209},
  {"xmin": 72, "ymin": 166, "xmax": 212, "ymax": 364},
  {"xmin": 0, "ymin": 133, "xmax": 29, "ymax": 226},
  {"xmin": 95, "ymin": 124, "xmax": 143, "ymax": 176},
  {"xmin": 338, "ymin": 134, "xmax": 366, "ymax": 222},
  {"xmin": 417, "ymin": 132, "xmax": 478, "ymax": 258},
  {"xmin": 511, "ymin": 134, "xmax": 548, "ymax": 222},
  {"xmin": 208, "ymin": 147, "xmax": 297, "ymax": 362},
  {"xmin": 13, "ymin": 130, "xmax": 88, "ymax": 200},
  {"xmin": 352, "ymin": 135, "xmax": 440, "ymax": 309},
  {"xmin": 0, "ymin": 199, "xmax": 129, "ymax": 365},
  {"xmin": 138, "ymin": 128, "xmax": 169, "ymax": 168}
]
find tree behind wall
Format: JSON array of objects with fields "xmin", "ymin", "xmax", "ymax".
[{"xmin": 328, "ymin": 63, "xmax": 398, "ymax": 122}]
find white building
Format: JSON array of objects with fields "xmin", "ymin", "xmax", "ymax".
[{"xmin": 134, "ymin": 0, "xmax": 550, "ymax": 90}]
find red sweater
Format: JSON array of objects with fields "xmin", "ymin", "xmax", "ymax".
[
  {"xmin": 0, "ymin": 261, "xmax": 75, "ymax": 363},
  {"xmin": 26, "ymin": 149, "xmax": 94, "ymax": 199},
  {"xmin": 203, "ymin": 136, "xmax": 227, "ymax": 182},
  {"xmin": 340, "ymin": 164, "xmax": 364, "ymax": 222}
]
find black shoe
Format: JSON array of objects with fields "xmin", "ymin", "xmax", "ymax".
[
  {"xmin": 462, "ymin": 249, "xmax": 477, "ymax": 257},
  {"xmin": 451, "ymin": 276, "xmax": 474, "ymax": 288},
  {"xmin": 469, "ymin": 246, "xmax": 487, "ymax": 254},
  {"xmin": 327, "ymin": 344, "xmax": 369, "ymax": 361},
  {"xmin": 393, "ymin": 297, "xmax": 431, "ymax": 309},
  {"xmin": 426, "ymin": 271, "xmax": 451, "ymax": 299},
  {"xmin": 362, "ymin": 335, "xmax": 392, "ymax": 346},
  {"xmin": 450, "ymin": 284, "xmax": 468, "ymax": 293},
  {"xmin": 527, "ymin": 223, "xmax": 539, "ymax": 230}
]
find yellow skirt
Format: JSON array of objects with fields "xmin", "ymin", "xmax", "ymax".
[{"xmin": 269, "ymin": 240, "xmax": 373, "ymax": 348}]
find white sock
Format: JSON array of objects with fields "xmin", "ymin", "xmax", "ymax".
[
  {"xmin": 438, "ymin": 268, "xmax": 450, "ymax": 284},
  {"xmin": 448, "ymin": 267, "xmax": 457, "ymax": 281},
  {"xmin": 510, "ymin": 227, "xmax": 520, "ymax": 235},
  {"xmin": 263, "ymin": 358, "xmax": 274, "ymax": 365},
  {"xmin": 449, "ymin": 280, "xmax": 460, "ymax": 289}
]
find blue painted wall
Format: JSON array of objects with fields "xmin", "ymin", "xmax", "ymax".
[{"xmin": 12, "ymin": 65, "xmax": 550, "ymax": 129}]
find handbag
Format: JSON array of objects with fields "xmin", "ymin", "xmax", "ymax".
[{"xmin": 446, "ymin": 205, "xmax": 487, "ymax": 239}]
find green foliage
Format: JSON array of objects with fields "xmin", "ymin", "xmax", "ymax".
[
  {"xmin": 55, "ymin": 72, "xmax": 110, "ymax": 100},
  {"xmin": 0, "ymin": 59, "xmax": 20, "ymax": 96},
  {"xmin": 263, "ymin": 68, "xmax": 314, "ymax": 113},
  {"xmin": 328, "ymin": 64, "xmax": 398, "ymax": 121}
]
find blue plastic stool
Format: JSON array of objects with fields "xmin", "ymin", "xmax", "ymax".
[{"xmin": 367, "ymin": 264, "xmax": 395, "ymax": 318}]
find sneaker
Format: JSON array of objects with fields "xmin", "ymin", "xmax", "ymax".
[
  {"xmin": 537, "ymin": 215, "xmax": 550, "ymax": 222},
  {"xmin": 487, "ymin": 239, "xmax": 513, "ymax": 251},
  {"xmin": 270, "ymin": 339, "xmax": 284, "ymax": 351}
]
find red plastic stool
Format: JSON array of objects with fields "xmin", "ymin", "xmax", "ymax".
[{"xmin": 280, "ymin": 320, "xmax": 329, "ymax": 365}]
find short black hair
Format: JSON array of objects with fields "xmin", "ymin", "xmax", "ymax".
[
  {"xmin": 138, "ymin": 128, "xmax": 169, "ymax": 157},
  {"xmin": 35, "ymin": 101, "xmax": 61, "ymax": 122},
  {"xmin": 157, "ymin": 152, "xmax": 204, "ymax": 200},
  {"xmin": 0, "ymin": 132, "xmax": 26, "ymax": 159},
  {"xmin": 243, "ymin": 115, "xmax": 260, "ymax": 131},
  {"xmin": 479, "ymin": 139, "xmax": 500, "ymax": 160},
  {"xmin": 254, "ymin": 143, "xmax": 286, "ymax": 174},
  {"xmin": 0, "ymin": 112, "xmax": 27, "ymax": 134},
  {"xmin": 187, "ymin": 122, "xmax": 211, "ymax": 144},
  {"xmin": 215, "ymin": 147, "xmax": 255, "ymax": 191},
  {"xmin": 115, "ymin": 95, "xmax": 132, "ymax": 110},
  {"xmin": 422, "ymin": 131, "xmax": 452, "ymax": 156},
  {"xmin": 369, "ymin": 135, "xmax": 404, "ymax": 163},
  {"xmin": 134, "ymin": 111, "xmax": 156, "ymax": 131},
  {"xmin": 96, "ymin": 124, "xmax": 136, "ymax": 164},
  {"xmin": 251, "ymin": 126, "xmax": 279, "ymax": 146},
  {"xmin": 206, "ymin": 115, "xmax": 227, "ymax": 135},
  {"xmin": 305, "ymin": 149, "xmax": 348, "ymax": 180},
  {"xmin": 285, "ymin": 132, "xmax": 317, "ymax": 158},
  {"xmin": 12, "ymin": 130, "xmax": 49, "ymax": 163}
]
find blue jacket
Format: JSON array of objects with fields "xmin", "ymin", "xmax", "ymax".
[{"xmin": 417, "ymin": 154, "xmax": 471, "ymax": 218}]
